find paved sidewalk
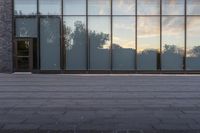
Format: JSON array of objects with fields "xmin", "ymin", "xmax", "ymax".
[{"xmin": 0, "ymin": 74, "xmax": 200, "ymax": 133}]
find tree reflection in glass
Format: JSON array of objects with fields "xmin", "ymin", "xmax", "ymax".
[
  {"xmin": 162, "ymin": 17, "xmax": 184, "ymax": 70},
  {"xmin": 88, "ymin": 17, "xmax": 111, "ymax": 70},
  {"xmin": 137, "ymin": 17, "xmax": 160, "ymax": 70},
  {"xmin": 112, "ymin": 17, "xmax": 136, "ymax": 70},
  {"xmin": 187, "ymin": 17, "xmax": 200, "ymax": 70},
  {"xmin": 64, "ymin": 17, "xmax": 87, "ymax": 70}
]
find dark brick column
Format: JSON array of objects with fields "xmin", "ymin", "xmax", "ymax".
[{"xmin": 0, "ymin": 0, "xmax": 13, "ymax": 73}]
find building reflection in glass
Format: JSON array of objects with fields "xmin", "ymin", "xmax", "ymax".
[
  {"xmin": 64, "ymin": 17, "xmax": 87, "ymax": 70},
  {"xmin": 162, "ymin": 17, "xmax": 184, "ymax": 70},
  {"xmin": 187, "ymin": 17, "xmax": 200, "ymax": 70},
  {"xmin": 13, "ymin": 0, "xmax": 200, "ymax": 71},
  {"xmin": 137, "ymin": 17, "xmax": 160, "ymax": 70},
  {"xmin": 112, "ymin": 17, "xmax": 135, "ymax": 70},
  {"xmin": 88, "ymin": 17, "xmax": 111, "ymax": 70}
]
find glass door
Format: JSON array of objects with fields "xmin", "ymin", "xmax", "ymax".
[{"xmin": 15, "ymin": 39, "xmax": 33, "ymax": 72}]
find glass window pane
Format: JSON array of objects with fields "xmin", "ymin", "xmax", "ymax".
[
  {"xmin": 39, "ymin": 0, "xmax": 61, "ymax": 15},
  {"xmin": 88, "ymin": 0, "xmax": 111, "ymax": 15},
  {"xmin": 112, "ymin": 17, "xmax": 135, "ymax": 70},
  {"xmin": 89, "ymin": 17, "xmax": 111, "ymax": 70},
  {"xmin": 137, "ymin": 0, "xmax": 160, "ymax": 15},
  {"xmin": 186, "ymin": 17, "xmax": 200, "ymax": 70},
  {"xmin": 64, "ymin": 17, "xmax": 87, "ymax": 70},
  {"xmin": 16, "ymin": 18, "xmax": 37, "ymax": 37},
  {"xmin": 14, "ymin": 0, "xmax": 37, "ymax": 15},
  {"xmin": 187, "ymin": 0, "xmax": 200, "ymax": 15},
  {"xmin": 162, "ymin": 17, "xmax": 184, "ymax": 70},
  {"xmin": 162, "ymin": 0, "xmax": 185, "ymax": 15},
  {"xmin": 113, "ymin": 0, "xmax": 135, "ymax": 15},
  {"xmin": 137, "ymin": 17, "xmax": 160, "ymax": 70},
  {"xmin": 40, "ymin": 17, "xmax": 60, "ymax": 70},
  {"xmin": 63, "ymin": 0, "xmax": 86, "ymax": 15}
]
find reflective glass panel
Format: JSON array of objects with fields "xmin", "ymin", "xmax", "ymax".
[
  {"xmin": 88, "ymin": 17, "xmax": 111, "ymax": 70},
  {"xmin": 40, "ymin": 17, "xmax": 60, "ymax": 70},
  {"xmin": 187, "ymin": 0, "xmax": 200, "ymax": 15},
  {"xmin": 137, "ymin": 0, "xmax": 160, "ymax": 15},
  {"xmin": 16, "ymin": 18, "xmax": 37, "ymax": 37},
  {"xmin": 113, "ymin": 0, "xmax": 135, "ymax": 15},
  {"xmin": 14, "ymin": 0, "xmax": 37, "ymax": 15},
  {"xmin": 162, "ymin": 0, "xmax": 185, "ymax": 15},
  {"xmin": 39, "ymin": 0, "xmax": 61, "ymax": 15},
  {"xmin": 64, "ymin": 17, "xmax": 87, "ymax": 70},
  {"xmin": 137, "ymin": 17, "xmax": 160, "ymax": 70},
  {"xmin": 88, "ymin": 0, "xmax": 111, "ymax": 15},
  {"xmin": 162, "ymin": 17, "xmax": 184, "ymax": 70},
  {"xmin": 63, "ymin": 0, "xmax": 86, "ymax": 15},
  {"xmin": 112, "ymin": 17, "xmax": 135, "ymax": 70},
  {"xmin": 186, "ymin": 17, "xmax": 200, "ymax": 70}
]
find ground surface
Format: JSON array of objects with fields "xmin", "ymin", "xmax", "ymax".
[{"xmin": 0, "ymin": 74, "xmax": 200, "ymax": 133}]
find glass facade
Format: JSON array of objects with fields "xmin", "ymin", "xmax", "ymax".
[{"xmin": 14, "ymin": 0, "xmax": 200, "ymax": 72}]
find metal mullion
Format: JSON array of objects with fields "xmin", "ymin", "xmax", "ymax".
[
  {"xmin": 184, "ymin": 0, "xmax": 187, "ymax": 71},
  {"xmin": 87, "ymin": 15, "xmax": 111, "ymax": 17},
  {"xmin": 61, "ymin": 0, "xmax": 64, "ymax": 71},
  {"xmin": 15, "ymin": 15, "xmax": 37, "ymax": 18},
  {"xmin": 111, "ymin": 0, "xmax": 113, "ymax": 71},
  {"xmin": 162, "ymin": 15, "xmax": 185, "ymax": 17},
  {"xmin": 160, "ymin": 0, "xmax": 162, "ymax": 71},
  {"xmin": 137, "ymin": 15, "xmax": 161, "ymax": 17},
  {"xmin": 112, "ymin": 15, "xmax": 136, "ymax": 16},
  {"xmin": 187, "ymin": 15, "xmax": 200, "ymax": 17},
  {"xmin": 135, "ymin": 0, "xmax": 138, "ymax": 71},
  {"xmin": 37, "ymin": 0, "xmax": 40, "ymax": 71},
  {"xmin": 86, "ymin": 0, "xmax": 89, "ymax": 71},
  {"xmin": 12, "ymin": 0, "xmax": 15, "ymax": 72},
  {"xmin": 62, "ymin": 15, "xmax": 87, "ymax": 17}
]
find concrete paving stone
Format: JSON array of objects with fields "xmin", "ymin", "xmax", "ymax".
[
  {"xmin": 0, "ymin": 130, "xmax": 74, "ymax": 133},
  {"xmin": 188, "ymin": 123, "xmax": 200, "ymax": 129},
  {"xmin": 24, "ymin": 115, "xmax": 58, "ymax": 124},
  {"xmin": 183, "ymin": 111, "xmax": 200, "ymax": 114},
  {"xmin": 2, "ymin": 124, "xmax": 40, "ymax": 130},
  {"xmin": 76, "ymin": 130, "xmax": 114, "ymax": 133},
  {"xmin": 39, "ymin": 124, "xmax": 76, "ymax": 130},
  {"xmin": 153, "ymin": 130, "xmax": 200, "ymax": 133},
  {"xmin": 153, "ymin": 123, "xmax": 190, "ymax": 130},
  {"xmin": 160, "ymin": 118, "xmax": 197, "ymax": 124},
  {"xmin": 1, "ymin": 74, "xmax": 200, "ymax": 131},
  {"xmin": 0, "ymin": 114, "xmax": 27, "ymax": 124},
  {"xmin": 116, "ymin": 130, "xmax": 128, "ymax": 133},
  {"xmin": 0, "ymin": 130, "xmax": 38, "ymax": 133}
]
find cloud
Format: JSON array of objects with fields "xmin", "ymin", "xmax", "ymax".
[
  {"xmin": 113, "ymin": 36, "xmax": 135, "ymax": 48},
  {"xmin": 137, "ymin": 17, "xmax": 160, "ymax": 38}
]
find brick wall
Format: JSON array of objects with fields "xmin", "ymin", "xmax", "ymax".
[{"xmin": 0, "ymin": 0, "xmax": 13, "ymax": 73}]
